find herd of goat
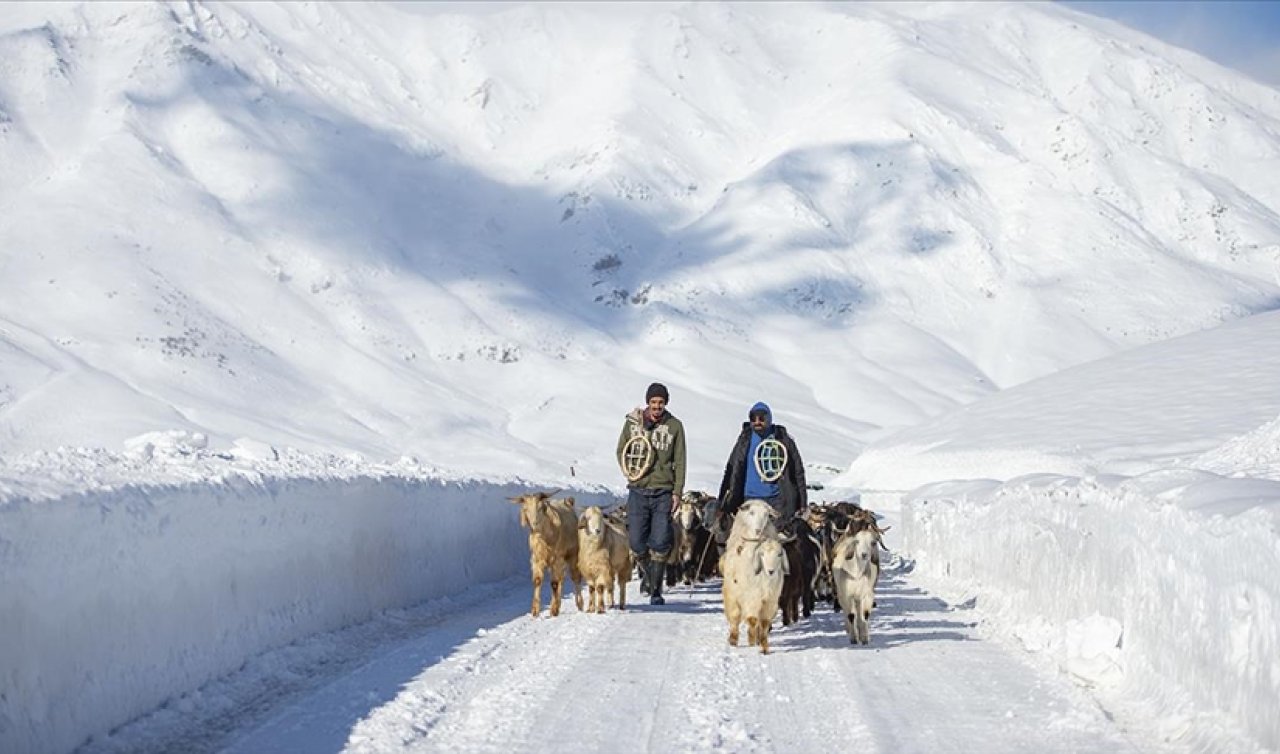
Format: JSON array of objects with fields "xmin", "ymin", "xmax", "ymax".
[{"xmin": 506, "ymin": 490, "xmax": 889, "ymax": 653}]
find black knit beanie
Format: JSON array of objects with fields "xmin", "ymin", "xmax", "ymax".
[{"xmin": 645, "ymin": 382, "xmax": 670, "ymax": 402}]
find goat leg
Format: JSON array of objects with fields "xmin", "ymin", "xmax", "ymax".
[
  {"xmin": 570, "ymin": 564, "xmax": 584, "ymax": 612},
  {"xmin": 549, "ymin": 578, "xmax": 562, "ymax": 617}
]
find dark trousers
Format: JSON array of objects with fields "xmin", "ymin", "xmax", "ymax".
[{"xmin": 627, "ymin": 487, "xmax": 674, "ymax": 559}]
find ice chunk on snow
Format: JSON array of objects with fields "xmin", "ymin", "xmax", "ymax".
[
  {"xmin": 1064, "ymin": 614, "xmax": 1124, "ymax": 688},
  {"xmin": 230, "ymin": 437, "xmax": 279, "ymax": 463},
  {"xmin": 123, "ymin": 430, "xmax": 209, "ymax": 461}
]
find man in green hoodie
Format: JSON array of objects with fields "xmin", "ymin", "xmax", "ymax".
[{"xmin": 616, "ymin": 382, "xmax": 687, "ymax": 605}]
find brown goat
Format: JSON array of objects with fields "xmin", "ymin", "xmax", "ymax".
[{"xmin": 508, "ymin": 491, "xmax": 584, "ymax": 617}]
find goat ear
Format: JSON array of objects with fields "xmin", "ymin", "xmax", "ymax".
[
  {"xmin": 506, "ymin": 496, "xmax": 524, "ymax": 503},
  {"xmin": 564, "ymin": 496, "xmax": 575, "ymax": 507}
]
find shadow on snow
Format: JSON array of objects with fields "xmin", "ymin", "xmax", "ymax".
[{"xmin": 759, "ymin": 566, "xmax": 976, "ymax": 654}]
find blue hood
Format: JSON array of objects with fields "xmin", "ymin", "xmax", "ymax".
[{"xmin": 749, "ymin": 401, "xmax": 772, "ymax": 426}]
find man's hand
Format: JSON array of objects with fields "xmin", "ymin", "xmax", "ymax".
[{"xmin": 671, "ymin": 492, "xmax": 680, "ymax": 512}]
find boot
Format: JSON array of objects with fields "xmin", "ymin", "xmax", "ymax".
[
  {"xmin": 647, "ymin": 556, "xmax": 666, "ymax": 605},
  {"xmin": 636, "ymin": 554, "xmax": 651, "ymax": 595}
]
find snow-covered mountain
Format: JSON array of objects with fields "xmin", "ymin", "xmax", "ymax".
[
  {"xmin": 1, "ymin": 1, "xmax": 1278, "ymax": 490},
  {"xmin": 5, "ymin": 4, "xmax": 1280, "ymax": 753}
]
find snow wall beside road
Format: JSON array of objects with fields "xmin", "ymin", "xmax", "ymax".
[
  {"xmin": 0, "ymin": 475, "xmax": 613, "ymax": 754},
  {"xmin": 901, "ymin": 472, "xmax": 1280, "ymax": 752}
]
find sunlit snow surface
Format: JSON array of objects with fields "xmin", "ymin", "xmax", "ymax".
[
  {"xmin": 2, "ymin": 1, "xmax": 1279, "ymax": 753},
  {"xmin": 2, "ymin": 0, "xmax": 1279, "ymax": 486}
]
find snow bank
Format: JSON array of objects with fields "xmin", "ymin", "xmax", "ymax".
[
  {"xmin": 1194, "ymin": 412, "xmax": 1280, "ymax": 482},
  {"xmin": 901, "ymin": 473, "xmax": 1280, "ymax": 751},
  {"xmin": 0, "ymin": 460, "xmax": 613, "ymax": 754}
]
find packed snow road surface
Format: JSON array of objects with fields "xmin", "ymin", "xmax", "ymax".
[{"xmin": 190, "ymin": 563, "xmax": 1142, "ymax": 754}]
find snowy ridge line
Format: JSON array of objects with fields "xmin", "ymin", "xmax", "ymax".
[
  {"xmin": 0, "ymin": 470, "xmax": 614, "ymax": 754},
  {"xmin": 901, "ymin": 472, "xmax": 1280, "ymax": 752}
]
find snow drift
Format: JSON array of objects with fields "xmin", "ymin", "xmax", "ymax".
[
  {"xmin": 902, "ymin": 472, "xmax": 1280, "ymax": 751},
  {"xmin": 0, "ymin": 452, "xmax": 611, "ymax": 754}
]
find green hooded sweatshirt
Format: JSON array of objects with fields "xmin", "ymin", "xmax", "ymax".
[{"xmin": 616, "ymin": 407, "xmax": 686, "ymax": 496}]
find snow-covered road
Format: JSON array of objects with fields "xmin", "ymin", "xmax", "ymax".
[{"xmin": 115, "ymin": 561, "xmax": 1147, "ymax": 754}]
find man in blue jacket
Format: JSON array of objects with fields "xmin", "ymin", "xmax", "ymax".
[{"xmin": 713, "ymin": 402, "xmax": 807, "ymax": 530}]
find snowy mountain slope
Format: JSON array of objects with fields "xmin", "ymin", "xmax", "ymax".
[
  {"xmin": 839, "ymin": 308, "xmax": 1280, "ymax": 490},
  {"xmin": 1, "ymin": 0, "xmax": 1278, "ymax": 491}
]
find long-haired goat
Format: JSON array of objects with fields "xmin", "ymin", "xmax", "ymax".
[
  {"xmin": 669, "ymin": 491, "xmax": 716, "ymax": 586},
  {"xmin": 720, "ymin": 500, "xmax": 788, "ymax": 654},
  {"xmin": 778, "ymin": 518, "xmax": 820, "ymax": 625},
  {"xmin": 577, "ymin": 505, "xmax": 632, "ymax": 613},
  {"xmin": 508, "ymin": 490, "xmax": 584, "ymax": 617},
  {"xmin": 723, "ymin": 537, "xmax": 789, "ymax": 654},
  {"xmin": 832, "ymin": 527, "xmax": 879, "ymax": 645}
]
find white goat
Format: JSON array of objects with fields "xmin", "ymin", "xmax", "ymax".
[
  {"xmin": 722, "ymin": 538, "xmax": 789, "ymax": 654},
  {"xmin": 720, "ymin": 500, "xmax": 788, "ymax": 654},
  {"xmin": 577, "ymin": 505, "xmax": 632, "ymax": 613},
  {"xmin": 508, "ymin": 491, "xmax": 584, "ymax": 617},
  {"xmin": 832, "ymin": 528, "xmax": 880, "ymax": 645}
]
